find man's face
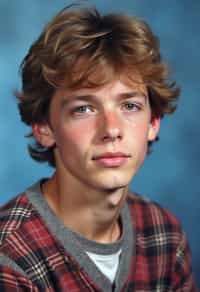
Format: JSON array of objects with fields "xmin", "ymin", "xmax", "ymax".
[{"xmin": 35, "ymin": 79, "xmax": 160, "ymax": 191}]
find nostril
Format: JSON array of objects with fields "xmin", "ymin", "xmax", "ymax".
[{"xmin": 102, "ymin": 131, "xmax": 122, "ymax": 142}]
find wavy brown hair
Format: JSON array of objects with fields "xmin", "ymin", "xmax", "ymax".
[{"xmin": 16, "ymin": 4, "xmax": 180, "ymax": 167}]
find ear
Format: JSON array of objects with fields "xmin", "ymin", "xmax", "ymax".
[
  {"xmin": 32, "ymin": 123, "xmax": 55, "ymax": 147},
  {"xmin": 148, "ymin": 116, "xmax": 160, "ymax": 142}
]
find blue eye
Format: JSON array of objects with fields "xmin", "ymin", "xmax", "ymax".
[
  {"xmin": 76, "ymin": 105, "xmax": 88, "ymax": 112},
  {"xmin": 74, "ymin": 105, "xmax": 91, "ymax": 113},
  {"xmin": 71, "ymin": 105, "xmax": 95, "ymax": 115},
  {"xmin": 124, "ymin": 103, "xmax": 139, "ymax": 111}
]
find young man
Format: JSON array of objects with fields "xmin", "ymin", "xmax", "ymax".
[{"xmin": 0, "ymin": 5, "xmax": 197, "ymax": 291}]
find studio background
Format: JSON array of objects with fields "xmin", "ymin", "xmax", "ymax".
[{"xmin": 0, "ymin": 0, "xmax": 199, "ymax": 286}]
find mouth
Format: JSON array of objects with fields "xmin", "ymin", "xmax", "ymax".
[{"xmin": 92, "ymin": 152, "xmax": 130, "ymax": 167}]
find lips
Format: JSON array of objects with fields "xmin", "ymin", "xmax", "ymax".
[
  {"xmin": 93, "ymin": 152, "xmax": 129, "ymax": 159},
  {"xmin": 93, "ymin": 152, "xmax": 130, "ymax": 167}
]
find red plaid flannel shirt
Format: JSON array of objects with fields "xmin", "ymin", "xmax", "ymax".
[{"xmin": 0, "ymin": 191, "xmax": 197, "ymax": 291}]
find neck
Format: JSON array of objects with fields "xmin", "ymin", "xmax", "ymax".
[{"xmin": 42, "ymin": 172, "xmax": 129, "ymax": 243}]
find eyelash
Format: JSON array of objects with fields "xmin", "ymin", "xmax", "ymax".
[
  {"xmin": 72, "ymin": 105, "xmax": 93, "ymax": 113},
  {"xmin": 71, "ymin": 102, "xmax": 142, "ymax": 115},
  {"xmin": 123, "ymin": 102, "xmax": 141, "ymax": 111}
]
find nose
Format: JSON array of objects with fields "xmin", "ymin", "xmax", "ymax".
[{"xmin": 99, "ymin": 110, "xmax": 123, "ymax": 142}]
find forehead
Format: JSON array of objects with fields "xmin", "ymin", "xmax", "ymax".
[
  {"xmin": 54, "ymin": 77, "xmax": 148, "ymax": 105},
  {"xmin": 58, "ymin": 65, "xmax": 147, "ymax": 93},
  {"xmin": 62, "ymin": 54, "xmax": 147, "ymax": 91}
]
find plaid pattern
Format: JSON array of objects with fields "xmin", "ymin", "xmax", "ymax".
[{"xmin": 0, "ymin": 191, "xmax": 197, "ymax": 291}]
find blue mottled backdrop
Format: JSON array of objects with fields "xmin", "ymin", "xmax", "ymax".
[{"xmin": 0, "ymin": 0, "xmax": 199, "ymax": 286}]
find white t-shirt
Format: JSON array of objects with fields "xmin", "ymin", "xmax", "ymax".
[{"xmin": 86, "ymin": 249, "xmax": 122, "ymax": 283}]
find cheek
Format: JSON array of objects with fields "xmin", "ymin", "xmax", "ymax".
[
  {"xmin": 55, "ymin": 124, "xmax": 91, "ymax": 152},
  {"xmin": 129, "ymin": 122, "xmax": 149, "ymax": 165},
  {"xmin": 128, "ymin": 119, "xmax": 150, "ymax": 141}
]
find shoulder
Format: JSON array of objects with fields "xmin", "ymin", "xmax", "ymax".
[
  {"xmin": 126, "ymin": 195, "xmax": 197, "ymax": 290},
  {"xmin": 127, "ymin": 192, "xmax": 182, "ymax": 236},
  {"xmin": 0, "ymin": 192, "xmax": 33, "ymax": 244}
]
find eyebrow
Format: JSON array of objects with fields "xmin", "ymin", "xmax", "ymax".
[{"xmin": 60, "ymin": 91, "xmax": 147, "ymax": 108}]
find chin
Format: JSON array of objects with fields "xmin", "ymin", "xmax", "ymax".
[
  {"xmin": 94, "ymin": 178, "xmax": 130, "ymax": 192},
  {"xmin": 100, "ymin": 184, "xmax": 127, "ymax": 192},
  {"xmin": 87, "ymin": 168, "xmax": 134, "ymax": 191}
]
